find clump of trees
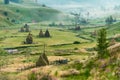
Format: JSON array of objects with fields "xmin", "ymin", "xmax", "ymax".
[
  {"xmin": 38, "ymin": 29, "xmax": 51, "ymax": 38},
  {"xmin": 105, "ymin": 16, "xmax": 116, "ymax": 24},
  {"xmin": 25, "ymin": 33, "xmax": 33, "ymax": 44},
  {"xmin": 70, "ymin": 12, "xmax": 88, "ymax": 31},
  {"xmin": 11, "ymin": 19, "xmax": 16, "ymax": 23},
  {"xmin": 42, "ymin": 4, "xmax": 46, "ymax": 7},
  {"xmin": 49, "ymin": 22, "xmax": 56, "ymax": 27},
  {"xmin": 4, "ymin": 0, "xmax": 9, "ymax": 4},
  {"xmin": 10, "ymin": 0, "xmax": 21, "ymax": 3},
  {"xmin": 3, "ymin": 12, "xmax": 8, "ymax": 16},
  {"xmin": 97, "ymin": 28, "xmax": 109, "ymax": 58},
  {"xmin": 75, "ymin": 26, "xmax": 81, "ymax": 30}
]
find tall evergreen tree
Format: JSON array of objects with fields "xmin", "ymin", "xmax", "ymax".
[
  {"xmin": 105, "ymin": 16, "xmax": 114, "ymax": 24},
  {"xmin": 45, "ymin": 29, "xmax": 50, "ymax": 37},
  {"xmin": 4, "ymin": 0, "xmax": 9, "ymax": 4},
  {"xmin": 97, "ymin": 28, "xmax": 109, "ymax": 58}
]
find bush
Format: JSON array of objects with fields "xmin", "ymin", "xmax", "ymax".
[
  {"xmin": 42, "ymin": 4, "xmax": 46, "ymax": 7},
  {"xmin": 49, "ymin": 22, "xmax": 56, "ymax": 27},
  {"xmin": 27, "ymin": 71, "xmax": 37, "ymax": 80},
  {"xmin": 16, "ymin": 9, "xmax": 20, "ymax": 13},
  {"xmin": 11, "ymin": 19, "xmax": 16, "ymax": 23},
  {"xmin": 6, "ymin": 17, "xmax": 9, "ymax": 20},
  {"xmin": 74, "ymin": 47, "xmax": 79, "ymax": 50},
  {"xmin": 0, "ymin": 48, "xmax": 8, "ymax": 56},
  {"xmin": 73, "ymin": 41, "xmax": 80, "ymax": 44},
  {"xmin": 3, "ymin": 12, "xmax": 8, "ymax": 16}
]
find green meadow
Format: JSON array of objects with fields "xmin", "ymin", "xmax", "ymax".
[{"xmin": 0, "ymin": 0, "xmax": 120, "ymax": 80}]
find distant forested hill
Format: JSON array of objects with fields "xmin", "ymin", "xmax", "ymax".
[{"xmin": 0, "ymin": 0, "xmax": 65, "ymax": 27}]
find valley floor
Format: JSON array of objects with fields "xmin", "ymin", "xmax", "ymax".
[{"xmin": 0, "ymin": 23, "xmax": 119, "ymax": 80}]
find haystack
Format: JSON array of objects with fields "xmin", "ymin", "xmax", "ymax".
[{"xmin": 36, "ymin": 53, "xmax": 49, "ymax": 67}]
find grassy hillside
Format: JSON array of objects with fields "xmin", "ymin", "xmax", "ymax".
[
  {"xmin": 0, "ymin": 0, "xmax": 64, "ymax": 27},
  {"xmin": 0, "ymin": 21, "xmax": 119, "ymax": 80}
]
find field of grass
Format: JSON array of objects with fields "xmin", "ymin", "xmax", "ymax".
[
  {"xmin": 0, "ymin": 22, "xmax": 98, "ymax": 80},
  {"xmin": 0, "ymin": 21, "xmax": 120, "ymax": 80},
  {"xmin": 0, "ymin": 0, "xmax": 120, "ymax": 79}
]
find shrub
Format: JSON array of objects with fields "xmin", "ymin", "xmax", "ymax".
[
  {"xmin": 27, "ymin": 71, "xmax": 37, "ymax": 80},
  {"xmin": 3, "ymin": 12, "xmax": 8, "ymax": 16},
  {"xmin": 74, "ymin": 47, "xmax": 79, "ymax": 50},
  {"xmin": 42, "ymin": 4, "xmax": 46, "ymax": 7},
  {"xmin": 16, "ymin": 9, "xmax": 20, "ymax": 13},
  {"xmin": 0, "ymin": 48, "xmax": 8, "ymax": 56},
  {"xmin": 6, "ymin": 17, "xmax": 9, "ymax": 20},
  {"xmin": 49, "ymin": 22, "xmax": 56, "ymax": 27},
  {"xmin": 54, "ymin": 71, "xmax": 58, "ymax": 76},
  {"xmin": 75, "ymin": 26, "xmax": 81, "ymax": 30},
  {"xmin": 73, "ymin": 41, "xmax": 80, "ymax": 44},
  {"xmin": 11, "ymin": 19, "xmax": 16, "ymax": 23}
]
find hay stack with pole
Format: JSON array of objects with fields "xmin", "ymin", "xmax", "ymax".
[{"xmin": 36, "ymin": 44, "xmax": 49, "ymax": 67}]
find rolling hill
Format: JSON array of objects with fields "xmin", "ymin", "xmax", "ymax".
[{"xmin": 0, "ymin": 0, "xmax": 65, "ymax": 27}]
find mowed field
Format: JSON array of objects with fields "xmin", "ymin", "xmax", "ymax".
[
  {"xmin": 0, "ymin": 23, "xmax": 97, "ymax": 80},
  {"xmin": 0, "ymin": 22, "xmax": 120, "ymax": 80}
]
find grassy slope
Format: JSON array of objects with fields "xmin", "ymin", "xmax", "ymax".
[
  {"xmin": 0, "ymin": 22, "xmax": 120, "ymax": 80},
  {"xmin": 0, "ymin": 0, "xmax": 63, "ymax": 27},
  {"xmin": 62, "ymin": 23, "xmax": 120, "ymax": 80}
]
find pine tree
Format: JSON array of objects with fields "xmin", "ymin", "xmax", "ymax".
[
  {"xmin": 4, "ymin": 0, "xmax": 9, "ymax": 4},
  {"xmin": 105, "ymin": 16, "xmax": 114, "ymax": 24},
  {"xmin": 45, "ymin": 29, "xmax": 50, "ymax": 37},
  {"xmin": 26, "ymin": 33, "xmax": 33, "ymax": 44},
  {"xmin": 97, "ymin": 28, "xmax": 109, "ymax": 58},
  {"xmin": 39, "ymin": 29, "xmax": 44, "ymax": 37}
]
